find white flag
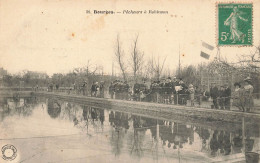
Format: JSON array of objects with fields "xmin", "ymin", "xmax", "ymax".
[{"xmin": 202, "ymin": 41, "xmax": 214, "ymax": 50}]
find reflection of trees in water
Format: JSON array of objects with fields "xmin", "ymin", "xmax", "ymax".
[
  {"xmin": 128, "ymin": 129, "xmax": 146, "ymax": 158},
  {"xmin": 45, "ymin": 100, "xmax": 260, "ymax": 158},
  {"xmin": 159, "ymin": 122, "xmax": 191, "ymax": 150},
  {"xmin": 59, "ymin": 102, "xmax": 77, "ymax": 121},
  {"xmin": 82, "ymin": 106, "xmax": 89, "ymax": 121},
  {"xmin": 110, "ymin": 125, "xmax": 126, "ymax": 157},
  {"xmin": 0, "ymin": 98, "xmax": 35, "ymax": 120},
  {"xmin": 195, "ymin": 127, "xmax": 210, "ymax": 152},
  {"xmin": 109, "ymin": 111, "xmax": 129, "ymax": 130},
  {"xmin": 47, "ymin": 99, "xmax": 61, "ymax": 118},
  {"xmin": 108, "ymin": 111, "xmax": 130, "ymax": 157},
  {"xmin": 58, "ymin": 102, "xmax": 104, "ymax": 123},
  {"xmin": 55, "ymin": 103, "xmax": 106, "ymax": 134},
  {"xmin": 127, "ymin": 115, "xmax": 148, "ymax": 158},
  {"xmin": 79, "ymin": 107, "xmax": 105, "ymax": 133},
  {"xmin": 24, "ymin": 97, "xmax": 38, "ymax": 105}
]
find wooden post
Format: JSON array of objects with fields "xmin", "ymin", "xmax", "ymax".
[
  {"xmin": 230, "ymin": 71, "xmax": 233, "ymax": 109},
  {"xmin": 177, "ymin": 94, "xmax": 179, "ymax": 105},
  {"xmin": 242, "ymin": 117, "xmax": 245, "ymax": 153},
  {"xmin": 207, "ymin": 74, "xmax": 210, "ymax": 92},
  {"xmin": 156, "ymin": 121, "xmax": 159, "ymax": 163}
]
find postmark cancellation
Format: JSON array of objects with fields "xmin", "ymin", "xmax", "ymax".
[{"xmin": 1, "ymin": 144, "xmax": 17, "ymax": 161}]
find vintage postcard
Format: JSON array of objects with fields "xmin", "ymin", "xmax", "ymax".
[{"xmin": 0, "ymin": 0, "xmax": 259, "ymax": 163}]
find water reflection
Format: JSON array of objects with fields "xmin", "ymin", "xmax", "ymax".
[
  {"xmin": 47, "ymin": 99, "xmax": 61, "ymax": 118},
  {"xmin": 0, "ymin": 97, "xmax": 38, "ymax": 121},
  {"xmin": 0, "ymin": 97, "xmax": 259, "ymax": 163}
]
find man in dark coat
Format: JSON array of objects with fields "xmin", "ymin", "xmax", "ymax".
[
  {"xmin": 150, "ymin": 81, "xmax": 159, "ymax": 102},
  {"xmin": 91, "ymin": 82, "xmax": 98, "ymax": 97},
  {"xmin": 178, "ymin": 78, "xmax": 187, "ymax": 105},
  {"xmin": 224, "ymin": 84, "xmax": 231, "ymax": 110},
  {"xmin": 82, "ymin": 81, "xmax": 87, "ymax": 96},
  {"xmin": 99, "ymin": 81, "xmax": 105, "ymax": 98},
  {"xmin": 123, "ymin": 81, "xmax": 130, "ymax": 100},
  {"xmin": 218, "ymin": 86, "xmax": 225, "ymax": 109},
  {"xmin": 133, "ymin": 83, "xmax": 141, "ymax": 101},
  {"xmin": 210, "ymin": 83, "xmax": 219, "ymax": 109},
  {"xmin": 165, "ymin": 77, "xmax": 173, "ymax": 104}
]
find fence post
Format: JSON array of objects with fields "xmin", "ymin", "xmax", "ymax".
[
  {"xmin": 199, "ymin": 95, "xmax": 202, "ymax": 107},
  {"xmin": 230, "ymin": 97, "xmax": 233, "ymax": 110},
  {"xmin": 176, "ymin": 94, "xmax": 178, "ymax": 105}
]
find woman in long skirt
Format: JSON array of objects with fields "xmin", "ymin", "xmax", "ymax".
[
  {"xmin": 243, "ymin": 78, "xmax": 254, "ymax": 112},
  {"xmin": 232, "ymin": 82, "xmax": 244, "ymax": 111}
]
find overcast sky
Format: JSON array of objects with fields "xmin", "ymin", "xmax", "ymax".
[{"xmin": 0, "ymin": 0, "xmax": 259, "ymax": 76}]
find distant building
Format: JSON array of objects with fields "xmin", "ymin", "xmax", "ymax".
[{"xmin": 0, "ymin": 67, "xmax": 8, "ymax": 87}]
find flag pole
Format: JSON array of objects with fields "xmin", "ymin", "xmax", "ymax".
[
  {"xmin": 178, "ymin": 43, "xmax": 181, "ymax": 77},
  {"xmin": 112, "ymin": 62, "xmax": 114, "ymax": 77},
  {"xmin": 216, "ymin": 47, "xmax": 221, "ymax": 61}
]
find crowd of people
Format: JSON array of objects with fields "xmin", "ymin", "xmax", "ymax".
[
  {"xmin": 108, "ymin": 76, "xmax": 255, "ymax": 112},
  {"xmin": 72, "ymin": 81, "xmax": 105, "ymax": 97},
  {"xmin": 210, "ymin": 77, "xmax": 254, "ymax": 112},
  {"xmin": 45, "ymin": 76, "xmax": 255, "ymax": 112},
  {"xmin": 107, "ymin": 77, "xmax": 197, "ymax": 105}
]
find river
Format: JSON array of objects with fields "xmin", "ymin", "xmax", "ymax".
[{"xmin": 0, "ymin": 97, "xmax": 259, "ymax": 163}]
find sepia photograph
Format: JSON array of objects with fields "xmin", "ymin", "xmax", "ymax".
[{"xmin": 0, "ymin": 0, "xmax": 260, "ymax": 162}]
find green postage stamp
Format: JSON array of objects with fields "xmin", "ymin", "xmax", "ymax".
[{"xmin": 217, "ymin": 3, "xmax": 253, "ymax": 46}]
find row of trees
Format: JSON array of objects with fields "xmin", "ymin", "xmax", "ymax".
[
  {"xmin": 0, "ymin": 62, "xmax": 111, "ymax": 88},
  {"xmin": 1, "ymin": 70, "xmax": 49, "ymax": 87},
  {"xmin": 115, "ymin": 34, "xmax": 167, "ymax": 82},
  {"xmin": 1, "ymin": 34, "xmax": 259, "ymax": 90},
  {"xmin": 114, "ymin": 34, "xmax": 259, "ymax": 87}
]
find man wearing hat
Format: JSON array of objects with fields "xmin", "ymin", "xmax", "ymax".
[
  {"xmin": 91, "ymin": 81, "xmax": 98, "ymax": 97},
  {"xmin": 218, "ymin": 86, "xmax": 226, "ymax": 110},
  {"xmin": 82, "ymin": 81, "xmax": 87, "ymax": 96},
  {"xmin": 224, "ymin": 84, "xmax": 231, "ymax": 110},
  {"xmin": 99, "ymin": 81, "xmax": 105, "ymax": 98},
  {"xmin": 210, "ymin": 83, "xmax": 219, "ymax": 109},
  {"xmin": 178, "ymin": 78, "xmax": 188, "ymax": 105}
]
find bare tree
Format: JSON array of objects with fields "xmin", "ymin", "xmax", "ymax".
[
  {"xmin": 73, "ymin": 59, "xmax": 98, "ymax": 76},
  {"xmin": 147, "ymin": 55, "xmax": 167, "ymax": 81},
  {"xmin": 86, "ymin": 59, "xmax": 98, "ymax": 75},
  {"xmin": 115, "ymin": 34, "xmax": 127, "ymax": 81},
  {"xmin": 130, "ymin": 34, "xmax": 144, "ymax": 82},
  {"xmin": 233, "ymin": 45, "xmax": 260, "ymax": 74}
]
